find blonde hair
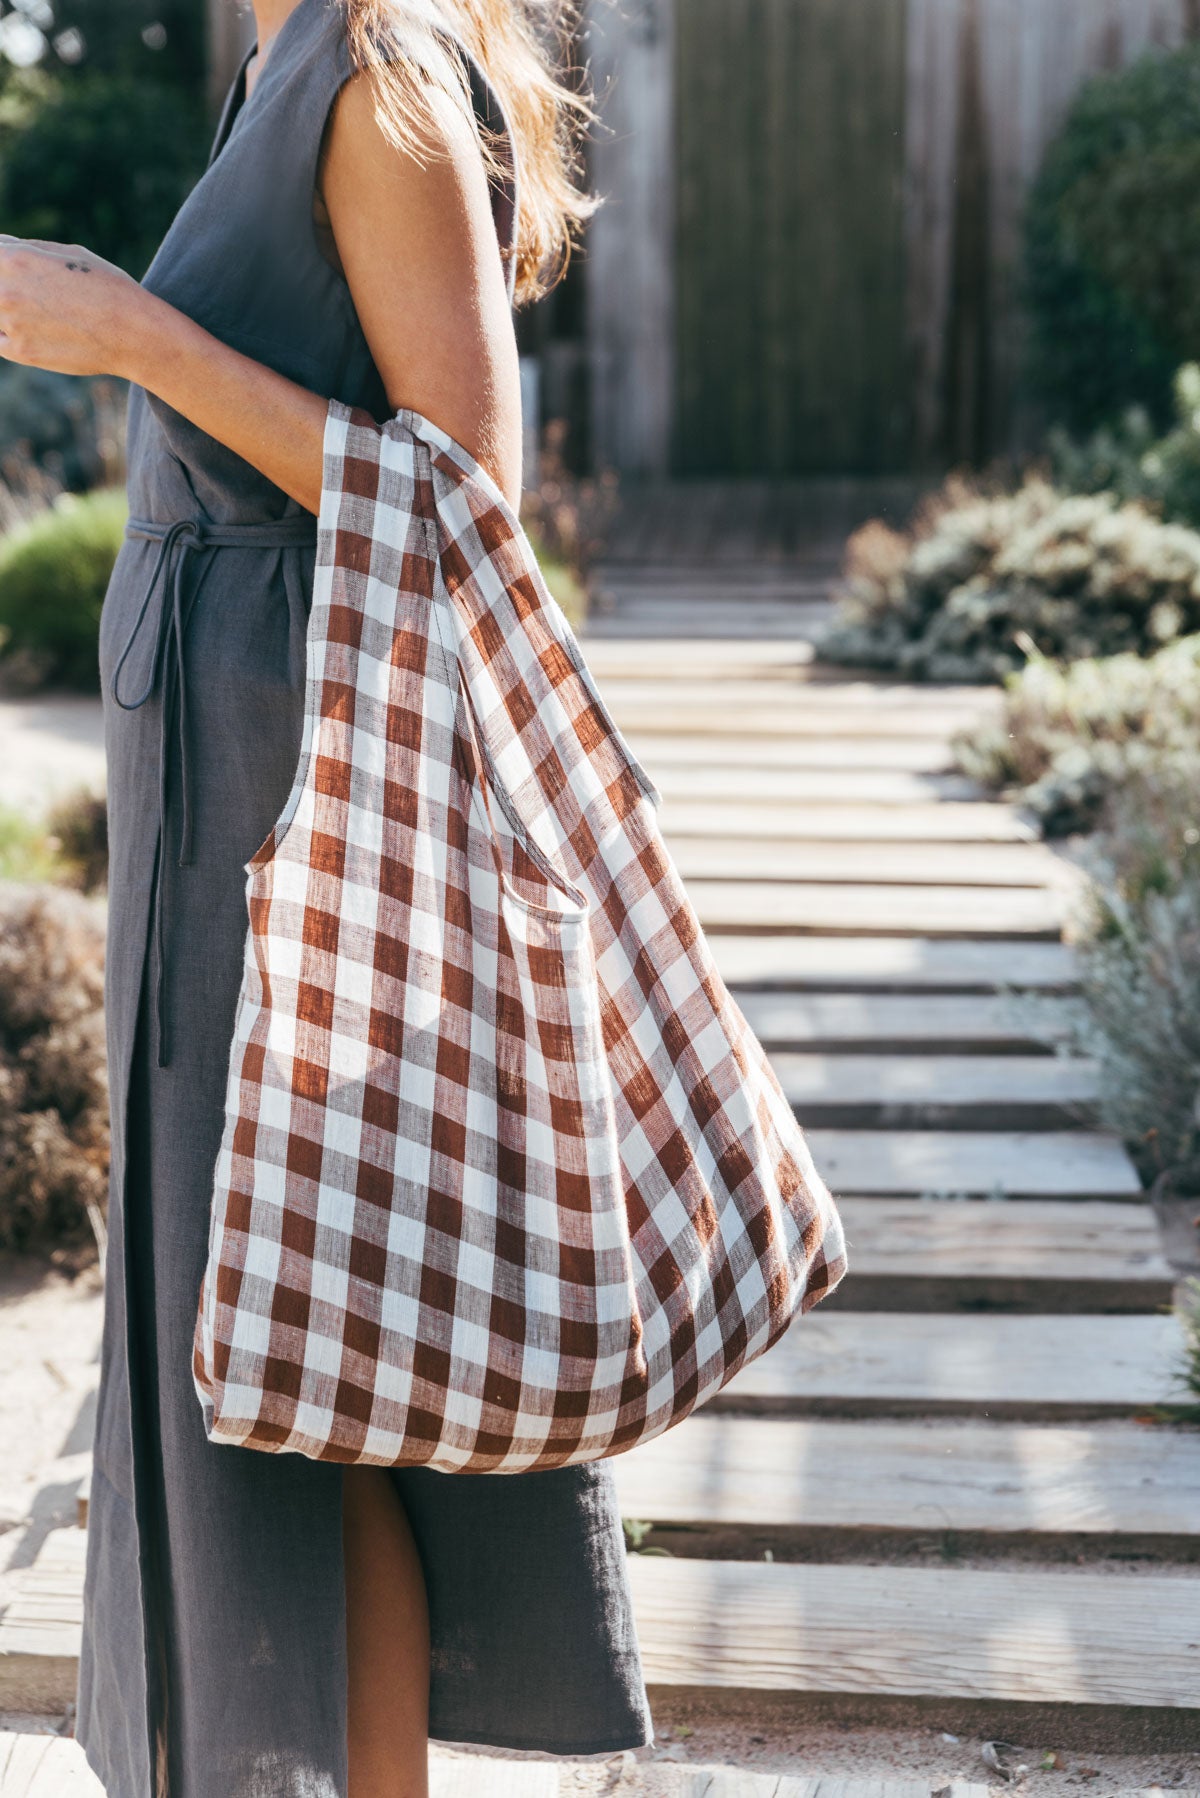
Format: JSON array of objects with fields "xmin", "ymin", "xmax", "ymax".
[{"xmin": 342, "ymin": 0, "xmax": 598, "ymax": 304}]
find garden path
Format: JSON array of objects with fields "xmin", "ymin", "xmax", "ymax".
[{"xmin": 2, "ymin": 556, "xmax": 1199, "ymax": 1793}]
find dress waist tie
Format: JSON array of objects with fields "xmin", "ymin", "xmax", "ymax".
[{"xmin": 110, "ymin": 513, "xmax": 320, "ymax": 1068}]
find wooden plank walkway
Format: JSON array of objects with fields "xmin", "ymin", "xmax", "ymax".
[
  {"xmin": 0, "ymin": 1531, "xmax": 87, "ymax": 1715},
  {"xmin": 710, "ymin": 934, "xmax": 1077, "ymax": 990},
  {"xmin": 651, "ymin": 768, "xmax": 981, "ymax": 803},
  {"xmin": 659, "ymin": 798, "xmax": 1038, "ymax": 842},
  {"xmin": 628, "ymin": 736, "xmax": 960, "ymax": 773},
  {"xmin": 705, "ymin": 1312, "xmax": 1188, "ymax": 1418},
  {"xmin": 668, "ymin": 839, "xmax": 1065, "ymax": 888},
  {"xmin": 687, "ymin": 881, "xmax": 1065, "ymax": 938},
  {"xmin": 830, "ymin": 1196, "xmax": 1173, "ymax": 1311},
  {"xmin": 590, "ymin": 581, "xmax": 1194, "ymax": 1735},
  {"xmin": 735, "ymin": 990, "xmax": 1074, "ymax": 1050},
  {"xmin": 770, "ymin": 1053, "xmax": 1100, "ymax": 1127},
  {"xmin": 801, "ymin": 1129, "xmax": 1140, "ymax": 1197},
  {"xmin": 628, "ymin": 1557, "xmax": 1200, "ymax": 1709},
  {"xmin": 1, "ymin": 577, "xmax": 1192, "ymax": 1760},
  {"xmin": 614, "ymin": 1414, "xmax": 1200, "ymax": 1541}
]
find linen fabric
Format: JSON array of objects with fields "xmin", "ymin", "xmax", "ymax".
[
  {"xmin": 77, "ymin": 2, "xmax": 652, "ymax": 1790},
  {"xmin": 193, "ymin": 400, "xmax": 849, "ymax": 1472}
]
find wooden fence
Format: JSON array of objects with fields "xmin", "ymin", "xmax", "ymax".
[{"xmin": 584, "ymin": 0, "xmax": 1200, "ymax": 478}]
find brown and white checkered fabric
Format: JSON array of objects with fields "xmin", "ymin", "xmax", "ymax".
[{"xmin": 193, "ymin": 399, "xmax": 848, "ymax": 1472}]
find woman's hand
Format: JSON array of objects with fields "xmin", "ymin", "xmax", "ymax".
[
  {"xmin": 0, "ymin": 236, "xmax": 152, "ymax": 379},
  {"xmin": 0, "ymin": 61, "xmax": 524, "ymax": 517}
]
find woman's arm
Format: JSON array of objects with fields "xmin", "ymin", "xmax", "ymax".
[{"xmin": 0, "ymin": 66, "xmax": 523, "ymax": 512}]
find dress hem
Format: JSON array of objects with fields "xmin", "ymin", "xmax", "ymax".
[
  {"xmin": 79, "ymin": 1720, "xmax": 656, "ymax": 1794},
  {"xmin": 430, "ymin": 1720, "xmax": 655, "ymax": 1759}
]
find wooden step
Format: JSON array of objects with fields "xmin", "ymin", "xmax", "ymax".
[
  {"xmin": 629, "ymin": 735, "xmax": 956, "ymax": 773},
  {"xmin": 628, "ymin": 1555, "xmax": 1200, "ymax": 1710},
  {"xmin": 586, "ymin": 614, "xmax": 826, "ymax": 641},
  {"xmin": 691, "ymin": 882, "xmax": 1064, "ymax": 939},
  {"xmin": 586, "ymin": 608, "xmax": 830, "ymax": 641},
  {"xmin": 651, "ymin": 767, "xmax": 982, "ymax": 804},
  {"xmin": 0, "ymin": 1529, "xmax": 86, "ymax": 1714},
  {"xmin": 658, "ymin": 799, "xmax": 1036, "ymax": 843},
  {"xmin": 602, "ymin": 678, "xmax": 993, "ymax": 711},
  {"xmin": 668, "ymin": 838, "xmax": 1064, "ymax": 890},
  {"xmin": 582, "ymin": 639, "xmax": 819, "ymax": 679},
  {"xmin": 0, "ymin": 1731, "xmax": 560, "ymax": 1795},
  {"xmin": 611, "ymin": 701, "xmax": 989, "ymax": 739},
  {"xmin": 614, "ymin": 1414, "xmax": 1200, "ymax": 1543},
  {"xmin": 776, "ymin": 1054, "xmax": 1098, "ymax": 1128},
  {"xmin": 710, "ymin": 1312, "xmax": 1188, "ymax": 1419},
  {"xmin": 0, "ymin": 1734, "xmax": 104, "ymax": 1796},
  {"xmin": 737, "ymin": 990, "xmax": 1074, "ymax": 1050},
  {"xmin": 712, "ymin": 936, "xmax": 1077, "ymax": 992},
  {"xmin": 832, "ymin": 1196, "xmax": 1173, "ymax": 1311},
  {"xmin": 805, "ymin": 1128, "xmax": 1141, "ymax": 1197}
]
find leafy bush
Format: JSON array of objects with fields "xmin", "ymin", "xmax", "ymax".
[
  {"xmin": 1066, "ymin": 771, "xmax": 1200, "ymax": 1193},
  {"xmin": 0, "ymin": 67, "xmax": 207, "ymax": 277},
  {"xmin": 0, "ymin": 792, "xmax": 108, "ymax": 891},
  {"xmin": 1173, "ymin": 1278, "xmax": 1200, "ymax": 1421},
  {"xmin": 822, "ymin": 475, "xmax": 1200, "ymax": 683},
  {"xmin": 1024, "ymin": 44, "xmax": 1200, "ymax": 433},
  {"xmin": 0, "ymin": 881, "xmax": 108, "ymax": 1253},
  {"xmin": 46, "ymin": 788, "xmax": 108, "ymax": 894},
  {"xmin": 957, "ymin": 636, "xmax": 1200, "ymax": 836},
  {"xmin": 0, "ymin": 807, "xmax": 66, "ymax": 885},
  {"xmin": 519, "ymin": 417, "xmax": 619, "ymax": 626},
  {"xmin": 1049, "ymin": 363, "xmax": 1200, "ymax": 530},
  {"xmin": 0, "ymin": 486, "xmax": 126, "ymax": 691}
]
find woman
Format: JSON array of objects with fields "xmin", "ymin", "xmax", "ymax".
[{"xmin": 0, "ymin": 0, "xmax": 652, "ymax": 1791}]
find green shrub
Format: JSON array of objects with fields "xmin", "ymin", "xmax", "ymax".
[
  {"xmin": 46, "ymin": 788, "xmax": 108, "ymax": 895},
  {"xmin": 1025, "ymin": 44, "xmax": 1200, "ymax": 432},
  {"xmin": 519, "ymin": 418, "xmax": 619, "ymax": 626},
  {"xmin": 822, "ymin": 475, "xmax": 1200, "ymax": 683},
  {"xmin": 0, "ymin": 807, "xmax": 65, "ymax": 885},
  {"xmin": 956, "ymin": 636, "xmax": 1200, "ymax": 836},
  {"xmin": 0, "ymin": 486, "xmax": 126, "ymax": 691},
  {"xmin": 1049, "ymin": 362, "xmax": 1200, "ymax": 529},
  {"xmin": 1172, "ymin": 1278, "xmax": 1200, "ymax": 1421},
  {"xmin": 0, "ymin": 793, "xmax": 108, "ymax": 890},
  {"xmin": 1066, "ymin": 771, "xmax": 1200, "ymax": 1192},
  {"xmin": 0, "ymin": 881, "xmax": 108, "ymax": 1254}
]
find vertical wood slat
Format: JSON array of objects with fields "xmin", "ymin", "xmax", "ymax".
[
  {"xmin": 584, "ymin": 0, "xmax": 1200, "ymax": 477},
  {"xmin": 673, "ymin": 0, "xmax": 910, "ymax": 477},
  {"xmin": 582, "ymin": 0, "xmax": 676, "ymax": 479},
  {"xmin": 906, "ymin": 0, "xmax": 1197, "ymax": 466}
]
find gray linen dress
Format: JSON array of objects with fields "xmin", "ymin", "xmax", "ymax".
[{"xmin": 76, "ymin": 3, "xmax": 652, "ymax": 1790}]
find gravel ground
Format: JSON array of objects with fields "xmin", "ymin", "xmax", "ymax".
[{"xmin": 440, "ymin": 1721, "xmax": 1200, "ymax": 1795}]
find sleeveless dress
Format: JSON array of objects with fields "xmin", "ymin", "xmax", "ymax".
[{"xmin": 76, "ymin": 3, "xmax": 652, "ymax": 1791}]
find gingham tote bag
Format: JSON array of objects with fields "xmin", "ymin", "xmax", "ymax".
[{"xmin": 193, "ymin": 399, "xmax": 848, "ymax": 1473}]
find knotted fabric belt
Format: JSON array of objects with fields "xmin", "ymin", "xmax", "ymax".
[{"xmin": 110, "ymin": 513, "xmax": 319, "ymax": 1068}]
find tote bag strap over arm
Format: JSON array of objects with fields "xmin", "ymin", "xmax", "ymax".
[{"xmin": 324, "ymin": 399, "xmax": 662, "ymax": 869}]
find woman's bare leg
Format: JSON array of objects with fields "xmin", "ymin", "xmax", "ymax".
[{"xmin": 343, "ymin": 1464, "xmax": 431, "ymax": 1798}]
